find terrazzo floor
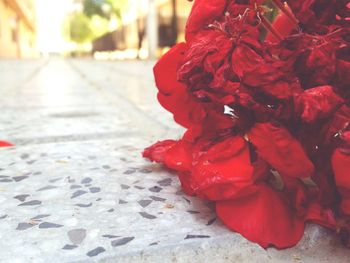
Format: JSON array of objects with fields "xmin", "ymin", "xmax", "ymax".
[{"xmin": 0, "ymin": 59, "xmax": 349, "ymax": 263}]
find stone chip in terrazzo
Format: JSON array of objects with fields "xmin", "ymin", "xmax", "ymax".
[
  {"xmin": 18, "ymin": 200, "xmax": 41, "ymax": 206},
  {"xmin": 68, "ymin": 229, "xmax": 86, "ymax": 245},
  {"xmin": 75, "ymin": 203, "xmax": 93, "ymax": 208},
  {"xmin": 0, "ymin": 179, "xmax": 12, "ymax": 183},
  {"xmin": 39, "ymin": 222, "xmax": 63, "ymax": 229},
  {"xmin": 87, "ymin": 247, "xmax": 105, "ymax": 257},
  {"xmin": 71, "ymin": 190, "xmax": 88, "ymax": 199},
  {"xmin": 149, "ymin": 186, "xmax": 162, "ymax": 193},
  {"xmin": 49, "ymin": 177, "xmax": 62, "ymax": 183},
  {"xmin": 81, "ymin": 177, "xmax": 92, "ymax": 184},
  {"xmin": 12, "ymin": 176, "xmax": 28, "ymax": 182},
  {"xmin": 206, "ymin": 218, "xmax": 216, "ymax": 226},
  {"xmin": 183, "ymin": 197, "xmax": 191, "ymax": 203},
  {"xmin": 138, "ymin": 199, "xmax": 153, "ymax": 208},
  {"xmin": 111, "ymin": 237, "xmax": 135, "ymax": 247},
  {"xmin": 149, "ymin": 196, "xmax": 166, "ymax": 202},
  {"xmin": 37, "ymin": 185, "xmax": 58, "ymax": 191},
  {"xmin": 20, "ymin": 153, "xmax": 29, "ymax": 160},
  {"xmin": 89, "ymin": 187, "xmax": 101, "ymax": 193},
  {"xmin": 123, "ymin": 169, "xmax": 136, "ymax": 175},
  {"xmin": 62, "ymin": 244, "xmax": 78, "ymax": 250},
  {"xmin": 139, "ymin": 212, "xmax": 157, "ymax": 219},
  {"xmin": 149, "ymin": 242, "xmax": 158, "ymax": 246},
  {"xmin": 187, "ymin": 210, "xmax": 200, "ymax": 214},
  {"xmin": 14, "ymin": 194, "xmax": 30, "ymax": 202},
  {"xmin": 16, "ymin": 223, "xmax": 35, "ymax": 230},
  {"xmin": 157, "ymin": 178, "xmax": 172, "ymax": 186}
]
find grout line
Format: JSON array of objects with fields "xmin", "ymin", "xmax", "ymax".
[{"xmin": 66, "ymin": 59, "xmax": 171, "ymax": 137}]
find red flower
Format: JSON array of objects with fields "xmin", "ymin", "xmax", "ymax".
[{"xmin": 144, "ymin": 0, "xmax": 350, "ymax": 249}]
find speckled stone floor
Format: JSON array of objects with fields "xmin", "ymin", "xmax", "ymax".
[{"xmin": 0, "ymin": 59, "xmax": 349, "ymax": 263}]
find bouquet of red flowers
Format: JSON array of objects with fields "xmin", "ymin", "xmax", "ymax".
[{"xmin": 143, "ymin": 0, "xmax": 350, "ymax": 249}]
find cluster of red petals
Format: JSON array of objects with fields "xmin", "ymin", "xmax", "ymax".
[{"xmin": 143, "ymin": 0, "xmax": 350, "ymax": 249}]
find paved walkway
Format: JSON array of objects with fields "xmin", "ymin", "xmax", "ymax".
[{"xmin": 0, "ymin": 59, "xmax": 348, "ymax": 263}]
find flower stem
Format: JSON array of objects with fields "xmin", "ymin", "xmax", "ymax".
[
  {"xmin": 271, "ymin": 0, "xmax": 299, "ymax": 26},
  {"xmin": 260, "ymin": 15, "xmax": 283, "ymax": 42}
]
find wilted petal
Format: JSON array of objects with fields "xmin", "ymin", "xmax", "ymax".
[
  {"xmin": 185, "ymin": 0, "xmax": 227, "ymax": 41},
  {"xmin": 294, "ymin": 85, "xmax": 344, "ymax": 123},
  {"xmin": 191, "ymin": 136, "xmax": 255, "ymax": 200},
  {"xmin": 248, "ymin": 123, "xmax": 314, "ymax": 178},
  {"xmin": 216, "ymin": 184, "xmax": 305, "ymax": 249}
]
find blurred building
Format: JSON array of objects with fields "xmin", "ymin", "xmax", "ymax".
[
  {"xmin": 92, "ymin": 0, "xmax": 192, "ymax": 58},
  {"xmin": 0, "ymin": 0, "xmax": 37, "ymax": 58}
]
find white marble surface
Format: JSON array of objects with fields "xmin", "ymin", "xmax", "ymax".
[
  {"xmin": 0, "ymin": 59, "xmax": 349, "ymax": 263},
  {"xmin": 0, "ymin": 138, "xmax": 228, "ymax": 263}
]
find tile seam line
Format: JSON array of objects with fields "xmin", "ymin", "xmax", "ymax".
[
  {"xmin": 8, "ymin": 59, "xmax": 50, "ymax": 94},
  {"xmin": 66, "ymin": 59, "xmax": 170, "ymax": 135},
  {"xmin": 6, "ymin": 130, "xmax": 142, "ymax": 146},
  {"xmin": 3, "ymin": 59, "xmax": 49, "ymax": 97}
]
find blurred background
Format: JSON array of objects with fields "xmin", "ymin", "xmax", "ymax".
[{"xmin": 0, "ymin": 0, "xmax": 193, "ymax": 60}]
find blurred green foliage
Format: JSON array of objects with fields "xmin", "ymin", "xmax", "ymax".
[
  {"xmin": 83, "ymin": 0, "xmax": 129, "ymax": 20},
  {"xmin": 63, "ymin": 0, "xmax": 129, "ymax": 44},
  {"xmin": 63, "ymin": 12, "xmax": 93, "ymax": 44}
]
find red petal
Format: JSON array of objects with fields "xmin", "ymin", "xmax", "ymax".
[
  {"xmin": 294, "ymin": 85, "xmax": 344, "ymax": 123},
  {"xmin": 216, "ymin": 184, "xmax": 305, "ymax": 249},
  {"xmin": 306, "ymin": 202, "xmax": 337, "ymax": 229},
  {"xmin": 283, "ymin": 176, "xmax": 336, "ymax": 228},
  {"xmin": 178, "ymin": 172, "xmax": 196, "ymax": 196},
  {"xmin": 337, "ymin": 58, "xmax": 350, "ymax": 88},
  {"xmin": 142, "ymin": 140, "xmax": 177, "ymax": 163},
  {"xmin": 231, "ymin": 44, "xmax": 264, "ymax": 78},
  {"xmin": 332, "ymin": 148, "xmax": 350, "ymax": 215},
  {"xmin": 153, "ymin": 43, "xmax": 187, "ymax": 95},
  {"xmin": 154, "ymin": 43, "xmax": 205, "ymax": 128},
  {"xmin": 0, "ymin": 141, "xmax": 14, "ymax": 147},
  {"xmin": 321, "ymin": 105, "xmax": 350, "ymax": 146},
  {"xmin": 163, "ymin": 140, "xmax": 193, "ymax": 172},
  {"xmin": 191, "ymin": 136, "xmax": 255, "ymax": 200},
  {"xmin": 248, "ymin": 123, "xmax": 314, "ymax": 178},
  {"xmin": 185, "ymin": 0, "xmax": 227, "ymax": 42}
]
